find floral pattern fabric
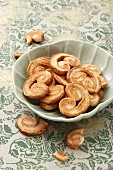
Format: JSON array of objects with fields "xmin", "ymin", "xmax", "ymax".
[{"xmin": 0, "ymin": 0, "xmax": 113, "ymax": 169}]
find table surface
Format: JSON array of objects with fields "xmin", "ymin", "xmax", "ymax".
[{"xmin": 0, "ymin": 0, "xmax": 113, "ymax": 170}]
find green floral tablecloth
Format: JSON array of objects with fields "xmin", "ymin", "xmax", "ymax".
[{"xmin": 0, "ymin": 0, "xmax": 113, "ymax": 169}]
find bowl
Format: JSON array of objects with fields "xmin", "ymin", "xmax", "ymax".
[{"xmin": 12, "ymin": 40, "xmax": 113, "ymax": 122}]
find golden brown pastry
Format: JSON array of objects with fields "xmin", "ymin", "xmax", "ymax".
[
  {"xmin": 59, "ymin": 83, "xmax": 90, "ymax": 117},
  {"xmin": 83, "ymin": 70, "xmax": 101, "ymax": 93},
  {"xmin": 40, "ymin": 84, "xmax": 65, "ymax": 104},
  {"xmin": 50, "ymin": 53, "xmax": 80, "ymax": 75},
  {"xmin": 25, "ymin": 30, "xmax": 44, "ymax": 45},
  {"xmin": 98, "ymin": 75, "xmax": 107, "ymax": 88},
  {"xmin": 54, "ymin": 73, "xmax": 69, "ymax": 86},
  {"xmin": 67, "ymin": 68, "xmax": 101, "ymax": 93},
  {"xmin": 53, "ymin": 150, "xmax": 68, "ymax": 162},
  {"xmin": 23, "ymin": 53, "xmax": 107, "ymax": 118},
  {"xmin": 98, "ymin": 90, "xmax": 104, "ymax": 99},
  {"xmin": 23, "ymin": 74, "xmax": 49, "ymax": 99},
  {"xmin": 66, "ymin": 128, "xmax": 84, "ymax": 149},
  {"xmin": 33, "ymin": 66, "xmax": 45, "ymax": 74},
  {"xmin": 27, "ymin": 56, "xmax": 50, "ymax": 77},
  {"xmin": 67, "ymin": 67, "xmax": 87, "ymax": 84},
  {"xmin": 35, "ymin": 70, "xmax": 53, "ymax": 85},
  {"xmin": 40, "ymin": 102, "xmax": 58, "ymax": 110},
  {"xmin": 65, "ymin": 82, "xmax": 82, "ymax": 101},
  {"xmin": 88, "ymin": 90, "xmax": 104, "ymax": 106},
  {"xmin": 16, "ymin": 115, "xmax": 48, "ymax": 136}
]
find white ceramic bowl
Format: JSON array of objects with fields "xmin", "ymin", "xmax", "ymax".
[{"xmin": 12, "ymin": 40, "xmax": 113, "ymax": 122}]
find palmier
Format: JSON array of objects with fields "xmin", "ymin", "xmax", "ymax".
[
  {"xmin": 35, "ymin": 70, "xmax": 53, "ymax": 85},
  {"xmin": 40, "ymin": 84, "xmax": 65, "ymax": 104},
  {"xmin": 50, "ymin": 53, "xmax": 80, "ymax": 75},
  {"xmin": 23, "ymin": 73, "xmax": 50, "ymax": 99},
  {"xmin": 83, "ymin": 70, "xmax": 101, "ymax": 93},
  {"xmin": 27, "ymin": 56, "xmax": 50, "ymax": 77},
  {"xmin": 66, "ymin": 128, "xmax": 84, "ymax": 149},
  {"xmin": 33, "ymin": 66, "xmax": 45, "ymax": 74},
  {"xmin": 67, "ymin": 68, "xmax": 101, "ymax": 93},
  {"xmin": 67, "ymin": 67, "xmax": 87, "ymax": 84},
  {"xmin": 59, "ymin": 83, "xmax": 90, "ymax": 117},
  {"xmin": 79, "ymin": 64, "xmax": 101, "ymax": 75},
  {"xmin": 16, "ymin": 115, "xmax": 48, "ymax": 136},
  {"xmin": 65, "ymin": 82, "xmax": 82, "ymax": 101}
]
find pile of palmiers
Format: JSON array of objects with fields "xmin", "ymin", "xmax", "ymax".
[{"xmin": 23, "ymin": 53, "xmax": 107, "ymax": 118}]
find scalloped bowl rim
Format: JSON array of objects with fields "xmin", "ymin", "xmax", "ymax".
[{"xmin": 12, "ymin": 40, "xmax": 113, "ymax": 122}]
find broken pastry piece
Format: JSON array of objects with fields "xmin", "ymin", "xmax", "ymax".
[
  {"xmin": 66, "ymin": 128, "xmax": 84, "ymax": 149},
  {"xmin": 53, "ymin": 150, "xmax": 68, "ymax": 162},
  {"xmin": 14, "ymin": 51, "xmax": 24, "ymax": 59},
  {"xmin": 16, "ymin": 115, "xmax": 48, "ymax": 136},
  {"xmin": 25, "ymin": 30, "xmax": 44, "ymax": 45}
]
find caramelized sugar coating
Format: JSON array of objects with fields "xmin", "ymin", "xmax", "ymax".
[{"xmin": 16, "ymin": 115, "xmax": 48, "ymax": 136}]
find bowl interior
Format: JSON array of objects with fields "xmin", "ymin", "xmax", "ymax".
[{"xmin": 13, "ymin": 40, "xmax": 113, "ymax": 122}]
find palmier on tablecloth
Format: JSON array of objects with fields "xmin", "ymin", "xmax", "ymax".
[
  {"xmin": 66, "ymin": 128, "xmax": 84, "ymax": 149},
  {"xmin": 59, "ymin": 83, "xmax": 90, "ymax": 117},
  {"xmin": 50, "ymin": 53, "xmax": 80, "ymax": 75},
  {"xmin": 16, "ymin": 115, "xmax": 48, "ymax": 136},
  {"xmin": 53, "ymin": 151, "xmax": 68, "ymax": 162}
]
